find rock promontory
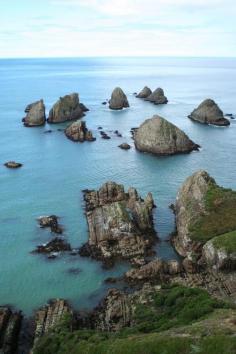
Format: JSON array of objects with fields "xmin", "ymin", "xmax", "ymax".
[
  {"xmin": 23, "ymin": 100, "xmax": 46, "ymax": 127},
  {"xmin": 65, "ymin": 120, "xmax": 95, "ymax": 142},
  {"xmin": 145, "ymin": 88, "xmax": 168, "ymax": 104},
  {"xmin": 188, "ymin": 99, "xmax": 230, "ymax": 126},
  {"xmin": 47, "ymin": 93, "xmax": 87, "ymax": 123},
  {"xmin": 134, "ymin": 115, "xmax": 199, "ymax": 155},
  {"xmin": 109, "ymin": 88, "xmax": 129, "ymax": 110},
  {"xmin": 79, "ymin": 182, "xmax": 156, "ymax": 266},
  {"xmin": 136, "ymin": 86, "xmax": 152, "ymax": 99}
]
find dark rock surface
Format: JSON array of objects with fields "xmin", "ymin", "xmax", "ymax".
[
  {"xmin": 118, "ymin": 143, "xmax": 131, "ymax": 150},
  {"xmin": 4, "ymin": 161, "xmax": 22, "ymax": 169},
  {"xmin": 109, "ymin": 88, "xmax": 129, "ymax": 110},
  {"xmin": 0, "ymin": 307, "xmax": 22, "ymax": 354},
  {"xmin": 32, "ymin": 238, "xmax": 71, "ymax": 255},
  {"xmin": 188, "ymin": 99, "xmax": 230, "ymax": 126},
  {"xmin": 38, "ymin": 215, "xmax": 63, "ymax": 234},
  {"xmin": 65, "ymin": 120, "xmax": 95, "ymax": 142},
  {"xmin": 136, "ymin": 86, "xmax": 152, "ymax": 98}
]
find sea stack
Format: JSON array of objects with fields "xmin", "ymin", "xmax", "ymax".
[
  {"xmin": 109, "ymin": 87, "xmax": 129, "ymax": 110},
  {"xmin": 47, "ymin": 93, "xmax": 87, "ymax": 123},
  {"xmin": 188, "ymin": 99, "xmax": 230, "ymax": 126},
  {"xmin": 145, "ymin": 88, "xmax": 168, "ymax": 104},
  {"xmin": 65, "ymin": 120, "xmax": 95, "ymax": 142},
  {"xmin": 134, "ymin": 115, "xmax": 199, "ymax": 155},
  {"xmin": 23, "ymin": 99, "xmax": 46, "ymax": 127},
  {"xmin": 136, "ymin": 86, "xmax": 152, "ymax": 99}
]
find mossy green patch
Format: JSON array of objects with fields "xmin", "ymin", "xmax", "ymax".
[{"xmin": 212, "ymin": 231, "xmax": 236, "ymax": 254}]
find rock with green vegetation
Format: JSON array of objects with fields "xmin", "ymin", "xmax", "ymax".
[
  {"xmin": 48, "ymin": 93, "xmax": 87, "ymax": 123},
  {"xmin": 188, "ymin": 99, "xmax": 230, "ymax": 126},
  {"xmin": 109, "ymin": 87, "xmax": 129, "ymax": 110},
  {"xmin": 134, "ymin": 115, "xmax": 199, "ymax": 155},
  {"xmin": 23, "ymin": 99, "xmax": 46, "ymax": 127},
  {"xmin": 173, "ymin": 170, "xmax": 236, "ymax": 270},
  {"xmin": 136, "ymin": 86, "xmax": 152, "ymax": 98},
  {"xmin": 65, "ymin": 120, "xmax": 95, "ymax": 142},
  {"xmin": 145, "ymin": 87, "xmax": 168, "ymax": 104},
  {"xmin": 79, "ymin": 182, "xmax": 156, "ymax": 266}
]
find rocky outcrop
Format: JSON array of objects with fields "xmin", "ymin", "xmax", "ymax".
[
  {"xmin": 32, "ymin": 238, "xmax": 71, "ymax": 256},
  {"xmin": 136, "ymin": 86, "xmax": 152, "ymax": 99},
  {"xmin": 145, "ymin": 88, "xmax": 168, "ymax": 104},
  {"xmin": 109, "ymin": 88, "xmax": 129, "ymax": 110},
  {"xmin": 188, "ymin": 99, "xmax": 230, "ymax": 126},
  {"xmin": 65, "ymin": 120, "xmax": 95, "ymax": 142},
  {"xmin": 38, "ymin": 215, "xmax": 63, "ymax": 234},
  {"xmin": 47, "ymin": 93, "xmax": 86, "ymax": 123},
  {"xmin": 173, "ymin": 170, "xmax": 236, "ymax": 271},
  {"xmin": 0, "ymin": 307, "xmax": 22, "ymax": 354},
  {"xmin": 79, "ymin": 182, "xmax": 156, "ymax": 267},
  {"xmin": 134, "ymin": 115, "xmax": 199, "ymax": 155},
  {"xmin": 33, "ymin": 299, "xmax": 73, "ymax": 347},
  {"xmin": 23, "ymin": 100, "xmax": 46, "ymax": 127},
  {"xmin": 4, "ymin": 161, "xmax": 22, "ymax": 169},
  {"xmin": 118, "ymin": 143, "xmax": 131, "ymax": 150}
]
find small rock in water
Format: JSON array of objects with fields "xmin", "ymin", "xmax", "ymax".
[
  {"xmin": 38, "ymin": 215, "xmax": 63, "ymax": 234},
  {"xmin": 32, "ymin": 237, "xmax": 71, "ymax": 254},
  {"xmin": 118, "ymin": 143, "xmax": 131, "ymax": 150},
  {"xmin": 102, "ymin": 102, "xmax": 107, "ymax": 105},
  {"xmin": 4, "ymin": 161, "xmax": 22, "ymax": 169},
  {"xmin": 67, "ymin": 267, "xmax": 82, "ymax": 275},
  {"xmin": 98, "ymin": 126, "xmax": 103, "ymax": 130},
  {"xmin": 44, "ymin": 130, "xmax": 52, "ymax": 134}
]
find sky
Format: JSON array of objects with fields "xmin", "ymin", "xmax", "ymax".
[{"xmin": 0, "ymin": 0, "xmax": 236, "ymax": 58}]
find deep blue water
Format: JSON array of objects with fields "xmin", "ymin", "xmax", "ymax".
[{"xmin": 0, "ymin": 57, "xmax": 236, "ymax": 315}]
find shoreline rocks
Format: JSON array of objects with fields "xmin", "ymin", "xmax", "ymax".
[
  {"xmin": 188, "ymin": 99, "xmax": 230, "ymax": 126},
  {"xmin": 134, "ymin": 115, "xmax": 199, "ymax": 155},
  {"xmin": 23, "ymin": 100, "xmax": 46, "ymax": 127},
  {"xmin": 145, "ymin": 88, "xmax": 168, "ymax": 105},
  {"xmin": 109, "ymin": 88, "xmax": 129, "ymax": 110},
  {"xmin": 79, "ymin": 182, "xmax": 157, "ymax": 267},
  {"xmin": 4, "ymin": 161, "xmax": 22, "ymax": 169},
  {"xmin": 136, "ymin": 86, "xmax": 152, "ymax": 99},
  {"xmin": 65, "ymin": 120, "xmax": 95, "ymax": 142},
  {"xmin": 32, "ymin": 237, "xmax": 72, "ymax": 255},
  {"xmin": 47, "ymin": 93, "xmax": 86, "ymax": 123},
  {"xmin": 38, "ymin": 215, "xmax": 63, "ymax": 234}
]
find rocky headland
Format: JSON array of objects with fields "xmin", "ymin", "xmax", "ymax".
[
  {"xmin": 188, "ymin": 99, "xmax": 230, "ymax": 126},
  {"xmin": 65, "ymin": 120, "xmax": 95, "ymax": 142},
  {"xmin": 109, "ymin": 88, "xmax": 129, "ymax": 110},
  {"xmin": 23, "ymin": 100, "xmax": 46, "ymax": 127},
  {"xmin": 134, "ymin": 115, "xmax": 199, "ymax": 155}
]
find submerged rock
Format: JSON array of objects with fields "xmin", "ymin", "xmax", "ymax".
[
  {"xmin": 145, "ymin": 88, "xmax": 168, "ymax": 104},
  {"xmin": 118, "ymin": 143, "xmax": 131, "ymax": 150},
  {"xmin": 136, "ymin": 86, "xmax": 152, "ymax": 99},
  {"xmin": 47, "ymin": 93, "xmax": 86, "ymax": 123},
  {"xmin": 188, "ymin": 99, "xmax": 230, "ymax": 126},
  {"xmin": 109, "ymin": 88, "xmax": 129, "ymax": 110},
  {"xmin": 0, "ymin": 307, "xmax": 22, "ymax": 354},
  {"xmin": 65, "ymin": 120, "xmax": 95, "ymax": 142},
  {"xmin": 79, "ymin": 182, "xmax": 157, "ymax": 267},
  {"xmin": 33, "ymin": 237, "xmax": 71, "ymax": 254},
  {"xmin": 23, "ymin": 100, "xmax": 46, "ymax": 127},
  {"xmin": 134, "ymin": 115, "xmax": 199, "ymax": 155},
  {"xmin": 38, "ymin": 215, "xmax": 63, "ymax": 234},
  {"xmin": 4, "ymin": 161, "xmax": 22, "ymax": 169}
]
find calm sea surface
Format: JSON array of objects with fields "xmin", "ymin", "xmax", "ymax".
[{"xmin": 0, "ymin": 57, "xmax": 236, "ymax": 315}]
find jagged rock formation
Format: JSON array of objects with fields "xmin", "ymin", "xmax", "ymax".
[
  {"xmin": 47, "ymin": 93, "xmax": 87, "ymax": 123},
  {"xmin": 38, "ymin": 215, "xmax": 63, "ymax": 234},
  {"xmin": 23, "ymin": 100, "xmax": 46, "ymax": 127},
  {"xmin": 65, "ymin": 120, "xmax": 95, "ymax": 142},
  {"xmin": 33, "ymin": 299, "xmax": 72, "ymax": 347},
  {"xmin": 109, "ymin": 88, "xmax": 129, "ymax": 110},
  {"xmin": 79, "ymin": 182, "xmax": 157, "ymax": 266},
  {"xmin": 134, "ymin": 115, "xmax": 199, "ymax": 155},
  {"xmin": 32, "ymin": 238, "xmax": 71, "ymax": 255},
  {"xmin": 188, "ymin": 99, "xmax": 230, "ymax": 126},
  {"xmin": 4, "ymin": 161, "xmax": 22, "ymax": 169},
  {"xmin": 136, "ymin": 86, "xmax": 152, "ymax": 99},
  {"xmin": 173, "ymin": 170, "xmax": 236, "ymax": 271},
  {"xmin": 145, "ymin": 88, "xmax": 168, "ymax": 104},
  {"xmin": 0, "ymin": 307, "xmax": 22, "ymax": 354}
]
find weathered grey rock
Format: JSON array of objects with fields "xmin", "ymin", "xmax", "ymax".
[
  {"xmin": 145, "ymin": 88, "xmax": 168, "ymax": 104},
  {"xmin": 0, "ymin": 307, "xmax": 22, "ymax": 354},
  {"xmin": 189, "ymin": 99, "xmax": 230, "ymax": 126},
  {"xmin": 32, "ymin": 238, "xmax": 71, "ymax": 255},
  {"xmin": 38, "ymin": 215, "xmax": 63, "ymax": 234},
  {"xmin": 4, "ymin": 161, "xmax": 22, "ymax": 169},
  {"xmin": 118, "ymin": 143, "xmax": 131, "ymax": 150},
  {"xmin": 48, "ymin": 93, "xmax": 85, "ymax": 123},
  {"xmin": 136, "ymin": 86, "xmax": 152, "ymax": 99},
  {"xmin": 134, "ymin": 115, "xmax": 199, "ymax": 155},
  {"xmin": 23, "ymin": 100, "xmax": 46, "ymax": 127},
  {"xmin": 65, "ymin": 120, "xmax": 95, "ymax": 142},
  {"xmin": 109, "ymin": 88, "xmax": 129, "ymax": 110},
  {"xmin": 79, "ymin": 182, "xmax": 156, "ymax": 266}
]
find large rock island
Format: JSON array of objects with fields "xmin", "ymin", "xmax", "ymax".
[
  {"xmin": 134, "ymin": 115, "xmax": 199, "ymax": 155},
  {"xmin": 23, "ymin": 99, "xmax": 46, "ymax": 127},
  {"xmin": 109, "ymin": 88, "xmax": 129, "ymax": 110},
  {"xmin": 188, "ymin": 99, "xmax": 230, "ymax": 126},
  {"xmin": 79, "ymin": 182, "xmax": 156, "ymax": 266}
]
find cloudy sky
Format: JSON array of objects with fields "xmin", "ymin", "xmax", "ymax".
[{"xmin": 0, "ymin": 0, "xmax": 236, "ymax": 58}]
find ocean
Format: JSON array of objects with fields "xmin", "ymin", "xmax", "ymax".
[{"xmin": 0, "ymin": 57, "xmax": 236, "ymax": 315}]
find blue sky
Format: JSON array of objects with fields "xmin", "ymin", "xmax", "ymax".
[{"xmin": 0, "ymin": 0, "xmax": 236, "ymax": 58}]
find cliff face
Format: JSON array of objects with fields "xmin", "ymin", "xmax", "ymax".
[
  {"xmin": 189, "ymin": 99, "xmax": 230, "ymax": 126},
  {"xmin": 79, "ymin": 182, "xmax": 157, "ymax": 266},
  {"xmin": 134, "ymin": 116, "xmax": 199, "ymax": 155}
]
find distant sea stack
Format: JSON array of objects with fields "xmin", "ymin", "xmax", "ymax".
[
  {"xmin": 47, "ymin": 93, "xmax": 88, "ymax": 123},
  {"xmin": 188, "ymin": 99, "xmax": 230, "ymax": 126},
  {"xmin": 134, "ymin": 115, "xmax": 199, "ymax": 155},
  {"xmin": 65, "ymin": 120, "xmax": 95, "ymax": 142},
  {"xmin": 23, "ymin": 99, "xmax": 46, "ymax": 127},
  {"xmin": 145, "ymin": 88, "xmax": 168, "ymax": 104},
  {"xmin": 136, "ymin": 86, "xmax": 152, "ymax": 99},
  {"xmin": 109, "ymin": 87, "xmax": 129, "ymax": 110}
]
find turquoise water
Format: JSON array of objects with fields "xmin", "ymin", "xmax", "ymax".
[{"xmin": 0, "ymin": 57, "xmax": 236, "ymax": 315}]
